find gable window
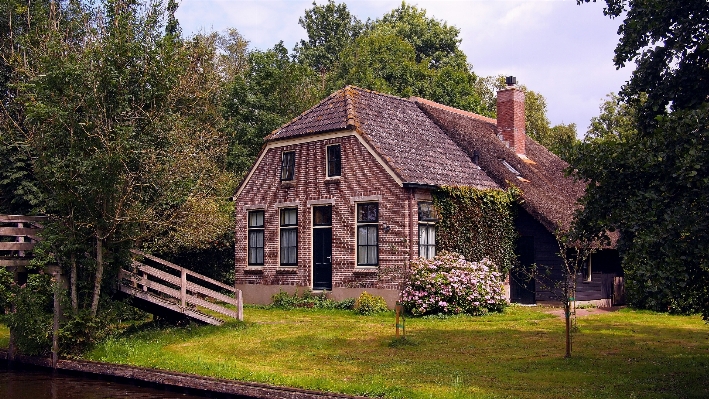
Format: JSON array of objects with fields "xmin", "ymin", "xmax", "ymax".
[
  {"xmin": 281, "ymin": 151, "xmax": 295, "ymax": 181},
  {"xmin": 418, "ymin": 202, "xmax": 437, "ymax": 259},
  {"xmin": 327, "ymin": 144, "xmax": 341, "ymax": 177},
  {"xmin": 280, "ymin": 208, "xmax": 298, "ymax": 266},
  {"xmin": 247, "ymin": 210, "xmax": 264, "ymax": 265},
  {"xmin": 357, "ymin": 203, "xmax": 378, "ymax": 266}
]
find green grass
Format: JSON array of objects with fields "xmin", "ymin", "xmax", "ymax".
[
  {"xmin": 0, "ymin": 317, "xmax": 8, "ymax": 348},
  {"xmin": 77, "ymin": 306, "xmax": 709, "ymax": 399},
  {"xmin": 1, "ymin": 307, "xmax": 707, "ymax": 398}
]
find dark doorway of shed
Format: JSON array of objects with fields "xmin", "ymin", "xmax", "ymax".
[
  {"xmin": 511, "ymin": 236, "xmax": 536, "ymax": 304},
  {"xmin": 313, "ymin": 206, "xmax": 333, "ymax": 291}
]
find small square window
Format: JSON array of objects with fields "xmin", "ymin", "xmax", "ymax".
[
  {"xmin": 327, "ymin": 144, "xmax": 341, "ymax": 177},
  {"xmin": 281, "ymin": 151, "xmax": 295, "ymax": 181},
  {"xmin": 249, "ymin": 211, "xmax": 264, "ymax": 228},
  {"xmin": 357, "ymin": 203, "xmax": 378, "ymax": 223},
  {"xmin": 280, "ymin": 207, "xmax": 298, "ymax": 226},
  {"xmin": 313, "ymin": 206, "xmax": 332, "ymax": 226},
  {"xmin": 418, "ymin": 202, "xmax": 438, "ymax": 222}
]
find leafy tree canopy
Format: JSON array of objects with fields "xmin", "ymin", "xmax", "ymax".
[
  {"xmin": 575, "ymin": 0, "xmax": 709, "ymax": 317},
  {"xmin": 294, "ymin": 0, "xmax": 363, "ymax": 74},
  {"xmin": 225, "ymin": 42, "xmax": 323, "ymax": 175}
]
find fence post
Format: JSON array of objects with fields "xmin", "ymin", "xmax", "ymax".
[
  {"xmin": 17, "ymin": 222, "xmax": 25, "ymax": 257},
  {"xmin": 181, "ymin": 269, "xmax": 187, "ymax": 308},
  {"xmin": 52, "ymin": 275, "xmax": 60, "ymax": 369},
  {"xmin": 237, "ymin": 290, "xmax": 243, "ymax": 321}
]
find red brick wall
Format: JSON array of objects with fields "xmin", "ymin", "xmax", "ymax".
[
  {"xmin": 496, "ymin": 88, "xmax": 526, "ymax": 155},
  {"xmin": 234, "ymin": 133, "xmax": 423, "ymax": 292}
]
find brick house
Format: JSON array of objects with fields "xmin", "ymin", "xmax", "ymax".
[{"xmin": 233, "ymin": 83, "xmax": 623, "ymax": 307}]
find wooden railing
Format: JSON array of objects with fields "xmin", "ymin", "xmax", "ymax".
[
  {"xmin": 118, "ymin": 250, "xmax": 243, "ymax": 325},
  {"xmin": 0, "ymin": 215, "xmax": 46, "ymax": 269}
]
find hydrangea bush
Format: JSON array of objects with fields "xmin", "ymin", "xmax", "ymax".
[{"xmin": 401, "ymin": 251, "xmax": 507, "ymax": 316}]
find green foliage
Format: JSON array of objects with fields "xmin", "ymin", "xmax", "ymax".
[
  {"xmin": 325, "ymin": 2, "xmax": 488, "ymax": 115},
  {"xmin": 353, "ymin": 291, "xmax": 389, "ymax": 315},
  {"xmin": 6, "ymin": 274, "xmax": 53, "ymax": 356},
  {"xmin": 59, "ymin": 310, "xmax": 107, "ymax": 357},
  {"xmin": 433, "ymin": 186, "xmax": 519, "ymax": 275},
  {"xmin": 575, "ymin": 1, "xmax": 709, "ymax": 317},
  {"xmin": 294, "ymin": 0, "xmax": 363, "ymax": 74},
  {"xmin": 375, "ymin": 2, "xmax": 467, "ymax": 69},
  {"xmin": 225, "ymin": 42, "xmax": 323, "ymax": 175},
  {"xmin": 1, "ymin": 0, "xmax": 237, "ymax": 316},
  {"xmin": 269, "ymin": 290, "xmax": 354, "ymax": 310},
  {"xmin": 0, "ymin": 268, "xmax": 14, "ymax": 314}
]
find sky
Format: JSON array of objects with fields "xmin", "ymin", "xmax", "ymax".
[{"xmin": 175, "ymin": 0, "xmax": 634, "ymax": 136}]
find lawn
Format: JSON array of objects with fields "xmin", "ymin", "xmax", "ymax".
[{"xmin": 77, "ymin": 306, "xmax": 709, "ymax": 399}]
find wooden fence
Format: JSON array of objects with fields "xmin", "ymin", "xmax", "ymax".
[
  {"xmin": 0, "ymin": 215, "xmax": 46, "ymax": 270},
  {"xmin": 118, "ymin": 250, "xmax": 243, "ymax": 325}
]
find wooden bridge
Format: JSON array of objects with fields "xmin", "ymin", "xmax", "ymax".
[
  {"xmin": 1, "ymin": 214, "xmax": 242, "ymax": 325},
  {"xmin": 0, "ymin": 215, "xmax": 46, "ymax": 273},
  {"xmin": 118, "ymin": 250, "xmax": 242, "ymax": 325}
]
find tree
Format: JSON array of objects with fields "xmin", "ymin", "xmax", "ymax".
[
  {"xmin": 374, "ymin": 2, "xmax": 467, "ymax": 69},
  {"xmin": 0, "ymin": 0, "xmax": 58, "ymax": 214},
  {"xmin": 3, "ymin": 0, "xmax": 235, "ymax": 318},
  {"xmin": 328, "ymin": 2, "xmax": 488, "ymax": 115},
  {"xmin": 294, "ymin": 0, "xmax": 363, "ymax": 77},
  {"xmin": 225, "ymin": 42, "xmax": 323, "ymax": 175},
  {"xmin": 575, "ymin": 0, "xmax": 709, "ymax": 317}
]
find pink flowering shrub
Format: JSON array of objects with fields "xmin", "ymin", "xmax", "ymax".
[{"xmin": 401, "ymin": 251, "xmax": 507, "ymax": 316}]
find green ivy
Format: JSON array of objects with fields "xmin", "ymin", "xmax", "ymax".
[{"xmin": 433, "ymin": 186, "xmax": 519, "ymax": 275}]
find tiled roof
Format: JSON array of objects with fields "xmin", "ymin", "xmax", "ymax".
[
  {"xmin": 414, "ymin": 99, "xmax": 586, "ymax": 233},
  {"xmin": 266, "ymin": 86, "xmax": 584, "ymax": 233},
  {"xmin": 267, "ymin": 86, "xmax": 499, "ymax": 189}
]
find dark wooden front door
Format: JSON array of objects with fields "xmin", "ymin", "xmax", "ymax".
[{"xmin": 312, "ymin": 228, "xmax": 332, "ymax": 290}]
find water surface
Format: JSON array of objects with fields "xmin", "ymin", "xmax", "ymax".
[{"xmin": 0, "ymin": 367, "xmax": 212, "ymax": 399}]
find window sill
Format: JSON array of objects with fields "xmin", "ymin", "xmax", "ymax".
[
  {"xmin": 280, "ymin": 181, "xmax": 295, "ymax": 189},
  {"xmin": 324, "ymin": 177, "xmax": 341, "ymax": 185},
  {"xmin": 353, "ymin": 267, "xmax": 377, "ymax": 275},
  {"xmin": 244, "ymin": 267, "xmax": 264, "ymax": 274},
  {"xmin": 276, "ymin": 267, "xmax": 298, "ymax": 274}
]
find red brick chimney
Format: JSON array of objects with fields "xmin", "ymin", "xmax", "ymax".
[{"xmin": 496, "ymin": 76, "xmax": 526, "ymax": 155}]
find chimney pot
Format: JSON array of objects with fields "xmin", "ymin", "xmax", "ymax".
[{"xmin": 505, "ymin": 76, "xmax": 517, "ymax": 86}]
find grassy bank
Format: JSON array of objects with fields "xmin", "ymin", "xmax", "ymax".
[{"xmin": 74, "ymin": 306, "xmax": 709, "ymax": 399}]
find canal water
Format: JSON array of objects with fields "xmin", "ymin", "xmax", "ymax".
[{"xmin": 0, "ymin": 367, "xmax": 217, "ymax": 399}]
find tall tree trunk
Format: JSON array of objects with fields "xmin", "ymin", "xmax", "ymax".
[
  {"xmin": 90, "ymin": 232, "xmax": 103, "ymax": 317},
  {"xmin": 70, "ymin": 252, "xmax": 78, "ymax": 312}
]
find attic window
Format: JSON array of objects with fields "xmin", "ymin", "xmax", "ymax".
[
  {"xmin": 501, "ymin": 159, "xmax": 520, "ymax": 176},
  {"xmin": 281, "ymin": 151, "xmax": 295, "ymax": 181}
]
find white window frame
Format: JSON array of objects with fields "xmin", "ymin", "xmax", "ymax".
[
  {"xmin": 279, "ymin": 208, "xmax": 298, "ymax": 266},
  {"xmin": 356, "ymin": 202, "xmax": 379, "ymax": 267}
]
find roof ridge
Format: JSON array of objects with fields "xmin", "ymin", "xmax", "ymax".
[
  {"xmin": 345, "ymin": 85, "xmax": 419, "ymax": 105},
  {"xmin": 411, "ymin": 97, "xmax": 497, "ymax": 125}
]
